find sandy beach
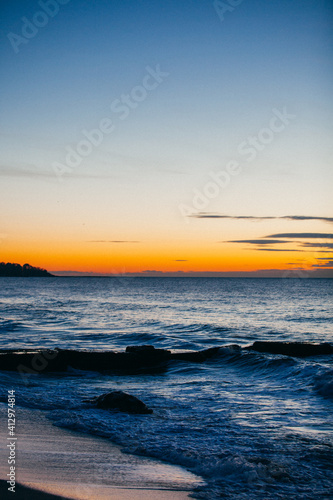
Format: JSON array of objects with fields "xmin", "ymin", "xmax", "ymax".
[{"xmin": 0, "ymin": 406, "xmax": 202, "ymax": 500}]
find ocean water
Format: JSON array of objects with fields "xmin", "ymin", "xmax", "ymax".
[{"xmin": 0, "ymin": 277, "xmax": 332, "ymax": 499}]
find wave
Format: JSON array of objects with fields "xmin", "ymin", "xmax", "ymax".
[
  {"xmin": 1, "ymin": 342, "xmax": 332, "ymax": 499},
  {"xmin": 165, "ymin": 322, "xmax": 233, "ymax": 333},
  {"xmin": 0, "ymin": 319, "xmax": 24, "ymax": 332},
  {"xmin": 210, "ymin": 346, "xmax": 333, "ymax": 400},
  {"xmin": 211, "ymin": 345, "xmax": 298, "ymax": 372},
  {"xmin": 47, "ymin": 385, "xmax": 333, "ymax": 500},
  {"xmin": 286, "ymin": 315, "xmax": 333, "ymax": 323},
  {"xmin": 312, "ymin": 367, "xmax": 333, "ymax": 399}
]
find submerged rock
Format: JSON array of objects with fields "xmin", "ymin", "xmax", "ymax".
[{"xmin": 88, "ymin": 390, "xmax": 153, "ymax": 414}]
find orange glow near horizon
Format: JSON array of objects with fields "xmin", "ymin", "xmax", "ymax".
[
  {"xmin": 1, "ymin": 1, "xmax": 332, "ymax": 279},
  {"xmin": 1, "ymin": 236, "xmax": 325, "ymax": 274}
]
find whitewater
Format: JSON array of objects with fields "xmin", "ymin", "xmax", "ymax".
[{"xmin": 0, "ymin": 277, "xmax": 332, "ymax": 499}]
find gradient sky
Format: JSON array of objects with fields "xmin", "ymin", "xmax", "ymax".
[{"xmin": 1, "ymin": 0, "xmax": 332, "ymax": 276}]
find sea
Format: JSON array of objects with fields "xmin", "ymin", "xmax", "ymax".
[{"xmin": 0, "ymin": 277, "xmax": 332, "ymax": 499}]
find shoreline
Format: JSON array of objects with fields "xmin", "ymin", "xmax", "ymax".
[{"xmin": 0, "ymin": 407, "xmax": 201, "ymax": 500}]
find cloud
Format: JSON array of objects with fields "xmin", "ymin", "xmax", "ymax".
[
  {"xmin": 283, "ymin": 216, "xmax": 333, "ymax": 222},
  {"xmin": 174, "ymin": 259, "xmax": 188, "ymax": 261},
  {"xmin": 313, "ymin": 260, "xmax": 333, "ymax": 268},
  {"xmin": 256, "ymin": 248, "xmax": 302, "ymax": 252},
  {"xmin": 87, "ymin": 240, "xmax": 140, "ymax": 243},
  {"xmin": 52, "ymin": 270, "xmax": 108, "ymax": 276},
  {"xmin": 192, "ymin": 214, "xmax": 277, "ymax": 220},
  {"xmin": 228, "ymin": 239, "xmax": 289, "ymax": 245},
  {"xmin": 51, "ymin": 269, "xmax": 333, "ymax": 278},
  {"xmin": 0, "ymin": 166, "xmax": 55, "ymax": 178},
  {"xmin": 0, "ymin": 164, "xmax": 115, "ymax": 180},
  {"xmin": 266, "ymin": 233, "xmax": 333, "ymax": 239},
  {"xmin": 301, "ymin": 242, "xmax": 333, "ymax": 249},
  {"xmin": 190, "ymin": 213, "xmax": 333, "ymax": 223},
  {"xmin": 228, "ymin": 231, "xmax": 332, "ymax": 251}
]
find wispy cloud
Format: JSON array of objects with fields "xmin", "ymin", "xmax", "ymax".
[
  {"xmin": 52, "ymin": 269, "xmax": 333, "ymax": 278},
  {"xmin": 228, "ymin": 239, "xmax": 289, "ymax": 245},
  {"xmin": 0, "ymin": 164, "xmax": 115, "ymax": 179},
  {"xmin": 228, "ymin": 232, "xmax": 332, "ymax": 251},
  {"xmin": 301, "ymin": 242, "xmax": 333, "ymax": 249},
  {"xmin": 87, "ymin": 240, "xmax": 140, "ymax": 243},
  {"xmin": 190, "ymin": 213, "xmax": 333, "ymax": 223},
  {"xmin": 266, "ymin": 233, "xmax": 333, "ymax": 239},
  {"xmin": 256, "ymin": 248, "xmax": 302, "ymax": 252},
  {"xmin": 173, "ymin": 259, "xmax": 188, "ymax": 261},
  {"xmin": 283, "ymin": 216, "xmax": 333, "ymax": 223},
  {"xmin": 0, "ymin": 166, "xmax": 54, "ymax": 178},
  {"xmin": 313, "ymin": 260, "xmax": 333, "ymax": 268}
]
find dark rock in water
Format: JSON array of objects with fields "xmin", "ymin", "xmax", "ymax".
[
  {"xmin": 126, "ymin": 344, "xmax": 171, "ymax": 358},
  {"xmin": 0, "ymin": 349, "xmax": 67, "ymax": 373},
  {"xmin": 88, "ymin": 390, "xmax": 153, "ymax": 414},
  {"xmin": 170, "ymin": 346, "xmax": 221, "ymax": 362},
  {"xmin": 126, "ymin": 345, "xmax": 156, "ymax": 353},
  {"xmin": 122, "ymin": 345, "xmax": 171, "ymax": 374},
  {"xmin": 1, "ymin": 342, "xmax": 332, "ymax": 374},
  {"xmin": 246, "ymin": 341, "xmax": 333, "ymax": 357},
  {"xmin": 0, "ymin": 346, "xmax": 171, "ymax": 373}
]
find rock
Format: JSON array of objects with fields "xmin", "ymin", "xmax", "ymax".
[
  {"xmin": 2, "ymin": 343, "xmax": 331, "ymax": 375},
  {"xmin": 245, "ymin": 341, "xmax": 333, "ymax": 357},
  {"xmin": 0, "ymin": 349, "xmax": 67, "ymax": 373},
  {"xmin": 126, "ymin": 344, "xmax": 171, "ymax": 358},
  {"xmin": 170, "ymin": 346, "xmax": 221, "ymax": 362},
  {"xmin": 126, "ymin": 345, "xmax": 156, "ymax": 353},
  {"xmin": 0, "ymin": 345, "xmax": 225, "ymax": 373},
  {"xmin": 89, "ymin": 390, "xmax": 153, "ymax": 414}
]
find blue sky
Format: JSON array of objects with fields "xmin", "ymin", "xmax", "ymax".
[{"xmin": 0, "ymin": 0, "xmax": 332, "ymax": 275}]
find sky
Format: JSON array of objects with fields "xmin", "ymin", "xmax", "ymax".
[{"xmin": 0, "ymin": 0, "xmax": 332, "ymax": 276}]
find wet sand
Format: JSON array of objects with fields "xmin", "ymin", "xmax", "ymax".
[{"xmin": 0, "ymin": 407, "xmax": 202, "ymax": 500}]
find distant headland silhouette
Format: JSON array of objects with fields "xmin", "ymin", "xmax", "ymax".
[{"xmin": 0, "ymin": 262, "xmax": 54, "ymax": 277}]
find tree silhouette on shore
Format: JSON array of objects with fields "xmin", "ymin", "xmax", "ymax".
[{"xmin": 0, "ymin": 262, "xmax": 54, "ymax": 277}]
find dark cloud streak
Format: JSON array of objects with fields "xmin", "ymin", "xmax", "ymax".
[
  {"xmin": 301, "ymin": 242, "xmax": 333, "ymax": 249},
  {"xmin": 190, "ymin": 213, "xmax": 333, "ymax": 223},
  {"xmin": 266, "ymin": 233, "xmax": 333, "ymax": 239},
  {"xmin": 87, "ymin": 240, "xmax": 140, "ymax": 243},
  {"xmin": 256, "ymin": 248, "xmax": 302, "ymax": 252},
  {"xmin": 228, "ymin": 239, "xmax": 289, "ymax": 245}
]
